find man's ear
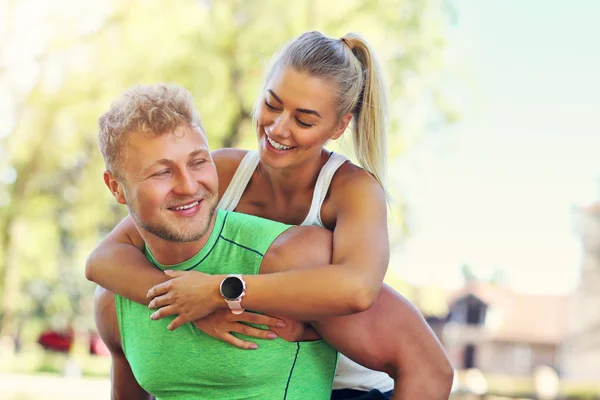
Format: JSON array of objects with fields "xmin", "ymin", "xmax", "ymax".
[
  {"xmin": 332, "ymin": 113, "xmax": 352, "ymax": 140},
  {"xmin": 104, "ymin": 170, "xmax": 127, "ymax": 205}
]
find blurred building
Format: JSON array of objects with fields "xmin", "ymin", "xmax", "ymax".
[
  {"xmin": 423, "ymin": 283, "xmax": 569, "ymax": 376},
  {"xmin": 560, "ymin": 203, "xmax": 600, "ymax": 381}
]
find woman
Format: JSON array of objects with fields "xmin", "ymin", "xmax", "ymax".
[{"xmin": 87, "ymin": 31, "xmax": 443, "ymax": 399}]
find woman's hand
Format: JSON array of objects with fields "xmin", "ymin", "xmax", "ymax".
[
  {"xmin": 146, "ymin": 269, "xmax": 321, "ymax": 343},
  {"xmin": 193, "ymin": 309, "xmax": 286, "ymax": 349},
  {"xmin": 147, "ymin": 270, "xmax": 224, "ymax": 330}
]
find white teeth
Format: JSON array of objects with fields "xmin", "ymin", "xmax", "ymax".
[
  {"xmin": 174, "ymin": 201, "xmax": 198, "ymax": 211},
  {"xmin": 267, "ymin": 135, "xmax": 292, "ymax": 151}
]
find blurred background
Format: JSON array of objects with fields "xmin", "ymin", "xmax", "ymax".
[{"xmin": 0, "ymin": 0, "xmax": 599, "ymax": 399}]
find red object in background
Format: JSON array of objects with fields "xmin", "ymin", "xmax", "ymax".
[
  {"xmin": 37, "ymin": 329, "xmax": 110, "ymax": 357},
  {"xmin": 37, "ymin": 330, "xmax": 73, "ymax": 353}
]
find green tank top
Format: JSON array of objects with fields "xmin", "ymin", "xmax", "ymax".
[{"xmin": 115, "ymin": 209, "xmax": 338, "ymax": 399}]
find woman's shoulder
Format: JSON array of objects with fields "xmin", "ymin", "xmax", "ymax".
[
  {"xmin": 326, "ymin": 158, "xmax": 387, "ymax": 213},
  {"xmin": 211, "ymin": 148, "xmax": 251, "ymax": 196},
  {"xmin": 332, "ymin": 158, "xmax": 383, "ymax": 192},
  {"xmin": 211, "ymin": 147, "xmax": 250, "ymax": 167}
]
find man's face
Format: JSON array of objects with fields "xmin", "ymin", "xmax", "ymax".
[{"xmin": 106, "ymin": 124, "xmax": 219, "ymax": 242}]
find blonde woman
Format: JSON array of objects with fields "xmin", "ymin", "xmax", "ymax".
[{"xmin": 87, "ymin": 31, "xmax": 452, "ymax": 399}]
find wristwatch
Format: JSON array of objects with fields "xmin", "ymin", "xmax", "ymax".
[{"xmin": 219, "ymin": 274, "xmax": 246, "ymax": 314}]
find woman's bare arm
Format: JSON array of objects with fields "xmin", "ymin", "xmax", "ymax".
[
  {"xmin": 85, "ymin": 216, "xmax": 167, "ymax": 305},
  {"xmin": 245, "ymin": 174, "xmax": 389, "ymax": 314},
  {"xmin": 147, "ymin": 169, "xmax": 389, "ymax": 320}
]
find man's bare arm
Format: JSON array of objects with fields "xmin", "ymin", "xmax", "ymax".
[
  {"xmin": 94, "ymin": 287, "xmax": 153, "ymax": 400},
  {"xmin": 262, "ymin": 226, "xmax": 454, "ymax": 400}
]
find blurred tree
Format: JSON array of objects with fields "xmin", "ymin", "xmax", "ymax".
[{"xmin": 0, "ymin": 0, "xmax": 453, "ymax": 345}]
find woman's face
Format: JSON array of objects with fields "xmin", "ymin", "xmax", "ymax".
[{"xmin": 255, "ymin": 67, "xmax": 349, "ymax": 170}]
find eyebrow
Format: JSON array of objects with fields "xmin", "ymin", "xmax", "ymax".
[{"xmin": 267, "ymin": 90, "xmax": 322, "ymax": 118}]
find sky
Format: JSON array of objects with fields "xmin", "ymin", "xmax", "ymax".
[{"xmin": 392, "ymin": 0, "xmax": 600, "ymax": 294}]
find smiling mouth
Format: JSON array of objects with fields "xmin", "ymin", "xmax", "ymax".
[
  {"xmin": 266, "ymin": 135, "xmax": 295, "ymax": 151},
  {"xmin": 169, "ymin": 200, "xmax": 200, "ymax": 211}
]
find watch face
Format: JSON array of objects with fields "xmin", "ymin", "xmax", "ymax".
[{"xmin": 221, "ymin": 276, "xmax": 244, "ymax": 300}]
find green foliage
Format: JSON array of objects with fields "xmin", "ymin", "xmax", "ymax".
[{"xmin": 0, "ymin": 0, "xmax": 452, "ymax": 342}]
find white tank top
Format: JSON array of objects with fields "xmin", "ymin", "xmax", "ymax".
[{"xmin": 218, "ymin": 150, "xmax": 394, "ymax": 392}]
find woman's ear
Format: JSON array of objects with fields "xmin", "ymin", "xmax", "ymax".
[{"xmin": 332, "ymin": 113, "xmax": 353, "ymax": 140}]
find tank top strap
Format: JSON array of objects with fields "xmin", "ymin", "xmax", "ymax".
[
  {"xmin": 301, "ymin": 152, "xmax": 349, "ymax": 227},
  {"xmin": 217, "ymin": 150, "xmax": 260, "ymax": 211}
]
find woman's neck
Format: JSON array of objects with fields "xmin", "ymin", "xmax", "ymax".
[{"xmin": 257, "ymin": 149, "xmax": 330, "ymax": 202}]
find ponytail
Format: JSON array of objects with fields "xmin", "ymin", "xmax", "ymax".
[{"xmin": 341, "ymin": 33, "xmax": 389, "ymax": 197}]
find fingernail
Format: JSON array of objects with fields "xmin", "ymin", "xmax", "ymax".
[
  {"xmin": 150, "ymin": 314, "xmax": 156, "ymax": 320},
  {"xmin": 267, "ymin": 332, "xmax": 278, "ymax": 339},
  {"xmin": 249, "ymin": 344, "xmax": 258, "ymax": 350},
  {"xmin": 276, "ymin": 321, "xmax": 286, "ymax": 328}
]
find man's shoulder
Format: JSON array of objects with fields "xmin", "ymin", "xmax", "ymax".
[
  {"xmin": 222, "ymin": 210, "xmax": 291, "ymax": 233},
  {"xmin": 219, "ymin": 210, "xmax": 292, "ymax": 256},
  {"xmin": 94, "ymin": 286, "xmax": 121, "ymax": 353},
  {"xmin": 95, "ymin": 286, "xmax": 116, "ymax": 314}
]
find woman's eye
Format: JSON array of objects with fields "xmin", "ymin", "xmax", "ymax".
[
  {"xmin": 153, "ymin": 170, "xmax": 170, "ymax": 177},
  {"xmin": 296, "ymin": 119, "xmax": 313, "ymax": 128},
  {"xmin": 192, "ymin": 159, "xmax": 206, "ymax": 167},
  {"xmin": 264, "ymin": 100, "xmax": 280, "ymax": 111}
]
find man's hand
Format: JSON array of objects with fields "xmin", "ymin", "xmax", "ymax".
[
  {"xmin": 194, "ymin": 309, "xmax": 286, "ymax": 349},
  {"xmin": 193, "ymin": 309, "xmax": 320, "ymax": 347},
  {"xmin": 147, "ymin": 270, "xmax": 225, "ymax": 330}
]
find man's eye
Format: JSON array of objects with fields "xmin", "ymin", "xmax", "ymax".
[
  {"xmin": 153, "ymin": 170, "xmax": 170, "ymax": 177},
  {"xmin": 192, "ymin": 159, "xmax": 206, "ymax": 167}
]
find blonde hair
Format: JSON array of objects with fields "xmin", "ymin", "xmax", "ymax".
[
  {"xmin": 256, "ymin": 31, "xmax": 389, "ymax": 193},
  {"xmin": 98, "ymin": 83, "xmax": 202, "ymax": 178}
]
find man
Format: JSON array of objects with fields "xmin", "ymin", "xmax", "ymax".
[{"xmin": 94, "ymin": 84, "xmax": 453, "ymax": 399}]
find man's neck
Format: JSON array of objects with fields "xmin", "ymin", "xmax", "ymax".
[{"xmin": 139, "ymin": 213, "xmax": 217, "ymax": 266}]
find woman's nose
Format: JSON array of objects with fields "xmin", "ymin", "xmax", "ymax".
[{"xmin": 270, "ymin": 114, "xmax": 292, "ymax": 138}]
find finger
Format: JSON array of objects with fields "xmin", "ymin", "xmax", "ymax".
[
  {"xmin": 164, "ymin": 270, "xmax": 184, "ymax": 278},
  {"xmin": 167, "ymin": 315, "xmax": 189, "ymax": 331},
  {"xmin": 234, "ymin": 324, "xmax": 278, "ymax": 340},
  {"xmin": 221, "ymin": 333, "xmax": 259, "ymax": 350},
  {"xmin": 150, "ymin": 305, "xmax": 177, "ymax": 321},
  {"xmin": 147, "ymin": 281, "xmax": 172, "ymax": 300},
  {"xmin": 148, "ymin": 294, "xmax": 172, "ymax": 310},
  {"xmin": 237, "ymin": 312, "xmax": 286, "ymax": 328}
]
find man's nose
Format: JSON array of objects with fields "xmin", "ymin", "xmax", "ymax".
[{"xmin": 174, "ymin": 170, "xmax": 198, "ymax": 196}]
